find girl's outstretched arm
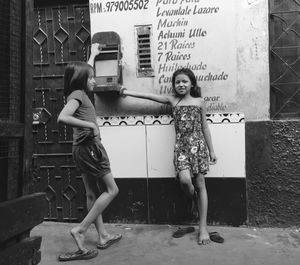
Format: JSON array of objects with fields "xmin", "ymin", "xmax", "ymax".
[
  {"xmin": 200, "ymin": 98, "xmax": 217, "ymax": 164},
  {"xmin": 122, "ymin": 88, "xmax": 174, "ymax": 105}
]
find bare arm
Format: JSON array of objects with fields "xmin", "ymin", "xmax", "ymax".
[
  {"xmin": 87, "ymin": 43, "xmax": 103, "ymax": 67},
  {"xmin": 57, "ymin": 99, "xmax": 99, "ymax": 137},
  {"xmin": 200, "ymin": 99, "xmax": 217, "ymax": 164},
  {"xmin": 122, "ymin": 89, "xmax": 174, "ymax": 105}
]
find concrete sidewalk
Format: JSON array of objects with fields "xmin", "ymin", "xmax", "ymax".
[{"xmin": 31, "ymin": 222, "xmax": 300, "ymax": 265}]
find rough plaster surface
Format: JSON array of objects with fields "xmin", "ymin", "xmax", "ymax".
[
  {"xmin": 246, "ymin": 120, "xmax": 300, "ymax": 226},
  {"xmin": 92, "ymin": 0, "xmax": 270, "ymax": 120},
  {"xmin": 236, "ymin": 0, "xmax": 270, "ymax": 121}
]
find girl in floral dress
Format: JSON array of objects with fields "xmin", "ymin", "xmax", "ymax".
[{"xmin": 121, "ymin": 68, "xmax": 217, "ymax": 245}]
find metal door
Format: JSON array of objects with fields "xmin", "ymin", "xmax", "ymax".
[
  {"xmin": 269, "ymin": 0, "xmax": 300, "ymax": 119},
  {"xmin": 32, "ymin": 1, "xmax": 91, "ymax": 221}
]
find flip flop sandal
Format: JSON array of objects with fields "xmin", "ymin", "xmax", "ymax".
[
  {"xmin": 58, "ymin": 249, "xmax": 98, "ymax": 262},
  {"xmin": 209, "ymin": 231, "xmax": 224, "ymax": 243},
  {"xmin": 97, "ymin": 234, "xmax": 122, "ymax": 249},
  {"xmin": 172, "ymin": 226, "xmax": 195, "ymax": 238}
]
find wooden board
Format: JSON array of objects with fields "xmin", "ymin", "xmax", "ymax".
[{"xmin": 0, "ymin": 193, "xmax": 46, "ymax": 243}]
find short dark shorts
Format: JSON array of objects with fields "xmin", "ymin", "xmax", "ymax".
[{"xmin": 72, "ymin": 138, "xmax": 111, "ymax": 179}]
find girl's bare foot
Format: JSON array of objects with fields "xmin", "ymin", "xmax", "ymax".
[
  {"xmin": 98, "ymin": 233, "xmax": 120, "ymax": 246},
  {"xmin": 71, "ymin": 226, "xmax": 87, "ymax": 252},
  {"xmin": 198, "ymin": 228, "xmax": 210, "ymax": 245}
]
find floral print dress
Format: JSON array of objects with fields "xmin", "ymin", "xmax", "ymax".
[{"xmin": 173, "ymin": 105, "xmax": 209, "ymax": 175}]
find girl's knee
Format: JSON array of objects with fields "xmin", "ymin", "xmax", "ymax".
[
  {"xmin": 178, "ymin": 173, "xmax": 192, "ymax": 186},
  {"xmin": 102, "ymin": 172, "xmax": 119, "ymax": 197},
  {"xmin": 179, "ymin": 181, "xmax": 194, "ymax": 197},
  {"xmin": 108, "ymin": 185, "xmax": 119, "ymax": 198},
  {"xmin": 86, "ymin": 192, "xmax": 96, "ymax": 202},
  {"xmin": 113, "ymin": 185, "xmax": 119, "ymax": 197},
  {"xmin": 194, "ymin": 176, "xmax": 206, "ymax": 191},
  {"xmin": 180, "ymin": 180, "xmax": 191, "ymax": 190}
]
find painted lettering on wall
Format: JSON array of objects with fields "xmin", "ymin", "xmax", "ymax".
[
  {"xmin": 90, "ymin": 0, "xmax": 237, "ymax": 114},
  {"xmin": 154, "ymin": 0, "xmax": 229, "ymax": 112},
  {"xmin": 90, "ymin": 0, "xmax": 150, "ymax": 13}
]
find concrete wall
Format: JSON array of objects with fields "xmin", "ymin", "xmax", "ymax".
[
  {"xmin": 246, "ymin": 120, "xmax": 300, "ymax": 227},
  {"xmin": 87, "ymin": 0, "xmax": 269, "ymax": 225},
  {"xmin": 98, "ymin": 114, "xmax": 245, "ymax": 179},
  {"xmin": 90, "ymin": 0, "xmax": 269, "ymax": 120},
  {"xmin": 236, "ymin": 0, "xmax": 269, "ymax": 121},
  {"xmin": 88, "ymin": 0, "xmax": 300, "ymax": 226},
  {"xmin": 98, "ymin": 115, "xmax": 247, "ymax": 225}
]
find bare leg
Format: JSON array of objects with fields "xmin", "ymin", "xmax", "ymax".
[
  {"xmin": 94, "ymin": 209, "xmax": 121, "ymax": 245},
  {"xmin": 71, "ymin": 172, "xmax": 119, "ymax": 251},
  {"xmin": 81, "ymin": 175, "xmax": 112, "ymax": 242},
  {"xmin": 178, "ymin": 169, "xmax": 195, "ymax": 198},
  {"xmin": 193, "ymin": 173, "xmax": 210, "ymax": 245}
]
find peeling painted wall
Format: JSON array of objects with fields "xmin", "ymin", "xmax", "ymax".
[
  {"xmin": 243, "ymin": 1, "xmax": 300, "ymax": 227},
  {"xmin": 90, "ymin": 0, "xmax": 270, "ymax": 120},
  {"xmin": 236, "ymin": 0, "xmax": 269, "ymax": 121}
]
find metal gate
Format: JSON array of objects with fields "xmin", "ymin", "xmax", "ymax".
[
  {"xmin": 32, "ymin": 2, "xmax": 91, "ymax": 221},
  {"xmin": 269, "ymin": 0, "xmax": 300, "ymax": 119}
]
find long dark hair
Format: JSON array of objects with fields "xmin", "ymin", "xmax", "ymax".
[
  {"xmin": 171, "ymin": 68, "xmax": 202, "ymax": 97},
  {"xmin": 64, "ymin": 61, "xmax": 93, "ymax": 96}
]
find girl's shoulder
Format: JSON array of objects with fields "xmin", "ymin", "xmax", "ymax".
[
  {"xmin": 199, "ymin": 97, "xmax": 205, "ymax": 106},
  {"xmin": 191, "ymin": 97, "xmax": 205, "ymax": 107},
  {"xmin": 171, "ymin": 96, "xmax": 205, "ymax": 107},
  {"xmin": 68, "ymin": 89, "xmax": 85, "ymax": 97},
  {"xmin": 67, "ymin": 89, "xmax": 85, "ymax": 102},
  {"xmin": 168, "ymin": 95, "xmax": 180, "ymax": 106}
]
